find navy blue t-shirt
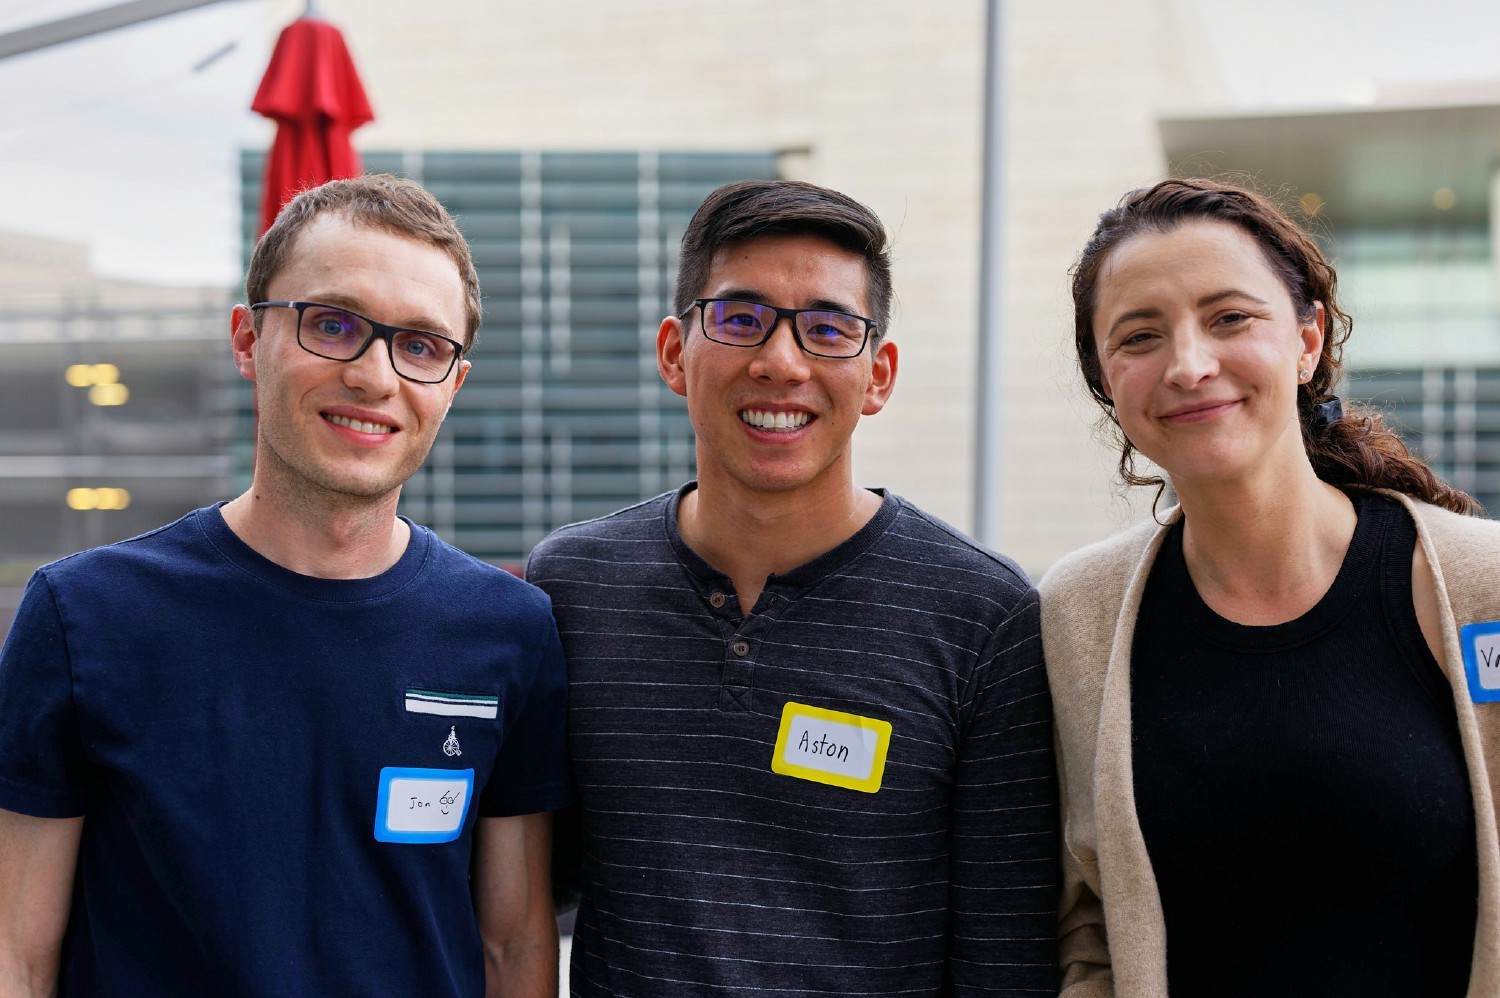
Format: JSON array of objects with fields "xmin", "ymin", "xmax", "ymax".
[{"xmin": 0, "ymin": 506, "xmax": 571, "ymax": 997}]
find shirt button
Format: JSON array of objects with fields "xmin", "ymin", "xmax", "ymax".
[
  {"xmin": 731, "ymin": 640, "xmax": 750, "ymax": 657},
  {"xmin": 709, "ymin": 591, "xmax": 727, "ymax": 608}
]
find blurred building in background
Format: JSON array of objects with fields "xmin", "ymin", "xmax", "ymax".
[
  {"xmin": 3, "ymin": 0, "xmax": 1498, "ymax": 635},
  {"xmin": 0, "ymin": 230, "xmax": 233, "ymax": 630}
]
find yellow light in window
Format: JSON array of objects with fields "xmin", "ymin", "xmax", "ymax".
[
  {"xmin": 1298, "ymin": 192, "xmax": 1324, "ymax": 216},
  {"xmin": 88, "ymin": 383, "xmax": 129, "ymax": 406},
  {"xmin": 1433, "ymin": 187, "xmax": 1456, "ymax": 211},
  {"xmin": 65, "ymin": 487, "xmax": 130, "ymax": 511},
  {"xmin": 65, "ymin": 363, "xmax": 122, "ymax": 388}
]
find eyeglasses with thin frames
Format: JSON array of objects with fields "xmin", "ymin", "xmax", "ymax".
[
  {"xmin": 250, "ymin": 301, "xmax": 466, "ymax": 384},
  {"xmin": 685, "ymin": 298, "xmax": 876, "ymax": 359}
]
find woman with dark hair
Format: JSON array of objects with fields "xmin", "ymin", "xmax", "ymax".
[{"xmin": 1040, "ymin": 177, "xmax": 1500, "ymax": 997}]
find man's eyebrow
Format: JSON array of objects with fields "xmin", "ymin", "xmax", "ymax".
[
  {"xmin": 306, "ymin": 293, "xmax": 455, "ymax": 336},
  {"xmin": 714, "ymin": 289, "xmax": 865, "ymax": 316}
]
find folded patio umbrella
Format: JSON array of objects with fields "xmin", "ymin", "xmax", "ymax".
[{"xmin": 251, "ymin": 14, "xmax": 373, "ymax": 234}]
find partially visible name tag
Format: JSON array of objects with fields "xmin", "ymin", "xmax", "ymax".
[
  {"xmin": 771, "ymin": 702, "xmax": 892, "ymax": 794},
  {"xmin": 374, "ymin": 767, "xmax": 474, "ymax": 843},
  {"xmin": 1461, "ymin": 621, "xmax": 1500, "ymax": 704}
]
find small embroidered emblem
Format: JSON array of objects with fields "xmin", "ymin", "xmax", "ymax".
[{"xmin": 443, "ymin": 726, "xmax": 462, "ymax": 757}]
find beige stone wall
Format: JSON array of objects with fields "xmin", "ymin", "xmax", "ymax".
[
  {"xmin": 263, "ymin": 0, "xmax": 1224, "ymax": 574},
  {"xmin": 997, "ymin": 0, "xmax": 1226, "ymax": 570}
]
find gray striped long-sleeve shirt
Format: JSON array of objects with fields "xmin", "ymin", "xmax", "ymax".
[{"xmin": 527, "ymin": 487, "xmax": 1059, "ymax": 996}]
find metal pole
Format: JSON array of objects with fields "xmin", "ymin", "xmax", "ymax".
[
  {"xmin": 0, "ymin": 0, "xmax": 231, "ymax": 62},
  {"xmin": 974, "ymin": 0, "xmax": 1005, "ymax": 547}
]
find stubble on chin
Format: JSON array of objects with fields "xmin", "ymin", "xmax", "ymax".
[{"xmin": 255, "ymin": 414, "xmax": 420, "ymax": 507}]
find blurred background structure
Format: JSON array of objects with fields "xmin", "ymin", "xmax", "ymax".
[{"xmin": 3, "ymin": 0, "xmax": 1500, "ymax": 634}]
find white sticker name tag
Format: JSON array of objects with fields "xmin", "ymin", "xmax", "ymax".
[
  {"xmin": 771, "ymin": 701, "xmax": 892, "ymax": 794},
  {"xmin": 404, "ymin": 688, "xmax": 498, "ymax": 719},
  {"xmin": 1461, "ymin": 622, "xmax": 1500, "ymax": 704},
  {"xmin": 374, "ymin": 767, "xmax": 474, "ymax": 843}
]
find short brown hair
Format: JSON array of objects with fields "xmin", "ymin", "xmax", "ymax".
[
  {"xmin": 246, "ymin": 174, "xmax": 483, "ymax": 348},
  {"xmin": 674, "ymin": 180, "xmax": 893, "ymax": 343},
  {"xmin": 1070, "ymin": 177, "xmax": 1479, "ymax": 515}
]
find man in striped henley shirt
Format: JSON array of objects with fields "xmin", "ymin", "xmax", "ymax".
[{"xmin": 528, "ymin": 179, "xmax": 1059, "ymax": 996}]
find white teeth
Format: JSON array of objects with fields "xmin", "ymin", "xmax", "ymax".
[
  {"xmin": 326, "ymin": 413, "xmax": 394, "ymax": 434},
  {"xmin": 739, "ymin": 409, "xmax": 810, "ymax": 431}
]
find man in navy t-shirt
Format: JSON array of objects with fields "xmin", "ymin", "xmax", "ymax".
[{"xmin": 0, "ymin": 175, "xmax": 570, "ymax": 996}]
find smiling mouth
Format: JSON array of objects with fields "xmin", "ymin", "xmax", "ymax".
[
  {"xmin": 1161, "ymin": 399, "xmax": 1240, "ymax": 420},
  {"xmin": 740, "ymin": 409, "xmax": 811, "ymax": 432},
  {"xmin": 324, "ymin": 413, "xmax": 396, "ymax": 435}
]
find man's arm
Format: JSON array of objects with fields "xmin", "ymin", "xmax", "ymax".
[
  {"xmin": 0, "ymin": 809, "xmax": 81, "ymax": 998},
  {"xmin": 949, "ymin": 587, "xmax": 1061, "ymax": 996},
  {"xmin": 473, "ymin": 812, "xmax": 557, "ymax": 998}
]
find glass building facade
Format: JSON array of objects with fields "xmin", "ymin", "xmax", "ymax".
[{"xmin": 1337, "ymin": 225, "xmax": 1500, "ymax": 513}]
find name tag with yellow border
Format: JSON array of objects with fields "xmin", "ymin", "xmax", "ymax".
[{"xmin": 771, "ymin": 701, "xmax": 892, "ymax": 793}]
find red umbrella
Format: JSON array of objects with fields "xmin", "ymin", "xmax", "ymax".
[{"xmin": 251, "ymin": 15, "xmax": 374, "ymax": 234}]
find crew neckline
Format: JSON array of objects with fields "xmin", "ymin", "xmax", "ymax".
[
  {"xmin": 1162, "ymin": 490, "xmax": 1395, "ymax": 653},
  {"xmin": 195, "ymin": 502, "xmax": 431, "ymax": 603}
]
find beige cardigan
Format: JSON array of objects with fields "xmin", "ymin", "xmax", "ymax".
[{"xmin": 1039, "ymin": 493, "xmax": 1500, "ymax": 997}]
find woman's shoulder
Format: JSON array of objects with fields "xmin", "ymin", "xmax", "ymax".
[
  {"xmin": 1388, "ymin": 493, "xmax": 1500, "ymax": 558},
  {"xmin": 1380, "ymin": 493, "xmax": 1500, "ymax": 626},
  {"xmin": 1038, "ymin": 514, "xmax": 1173, "ymax": 671},
  {"xmin": 1039, "ymin": 514, "xmax": 1171, "ymax": 601},
  {"xmin": 1405, "ymin": 496, "xmax": 1500, "ymax": 535}
]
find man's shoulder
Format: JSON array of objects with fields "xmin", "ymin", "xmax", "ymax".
[
  {"xmin": 881, "ymin": 494, "xmax": 1033, "ymax": 600},
  {"xmin": 39, "ymin": 508, "xmax": 208, "ymax": 588},
  {"xmin": 526, "ymin": 491, "xmax": 674, "ymax": 579},
  {"xmin": 414, "ymin": 525, "xmax": 555, "ymax": 616}
]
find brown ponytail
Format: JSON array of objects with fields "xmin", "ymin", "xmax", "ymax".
[
  {"xmin": 1070, "ymin": 178, "xmax": 1482, "ymax": 516},
  {"xmin": 1302, "ymin": 404, "xmax": 1481, "ymax": 514}
]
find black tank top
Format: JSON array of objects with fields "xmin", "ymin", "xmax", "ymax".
[{"xmin": 1131, "ymin": 491, "xmax": 1477, "ymax": 997}]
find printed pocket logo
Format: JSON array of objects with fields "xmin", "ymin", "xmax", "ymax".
[
  {"xmin": 405, "ymin": 688, "xmax": 498, "ymax": 719},
  {"xmin": 771, "ymin": 701, "xmax": 892, "ymax": 794}
]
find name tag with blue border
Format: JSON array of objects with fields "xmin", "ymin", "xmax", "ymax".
[
  {"xmin": 374, "ymin": 767, "xmax": 474, "ymax": 843},
  {"xmin": 1461, "ymin": 621, "xmax": 1500, "ymax": 703}
]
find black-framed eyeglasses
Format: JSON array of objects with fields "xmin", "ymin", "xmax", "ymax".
[
  {"xmin": 250, "ymin": 301, "xmax": 465, "ymax": 384},
  {"xmin": 685, "ymin": 298, "xmax": 876, "ymax": 359}
]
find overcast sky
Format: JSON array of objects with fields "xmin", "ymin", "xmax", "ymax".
[
  {"xmin": 2, "ymin": 0, "xmax": 1499, "ymax": 289},
  {"xmin": 0, "ymin": 0, "xmax": 268, "ymax": 287}
]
